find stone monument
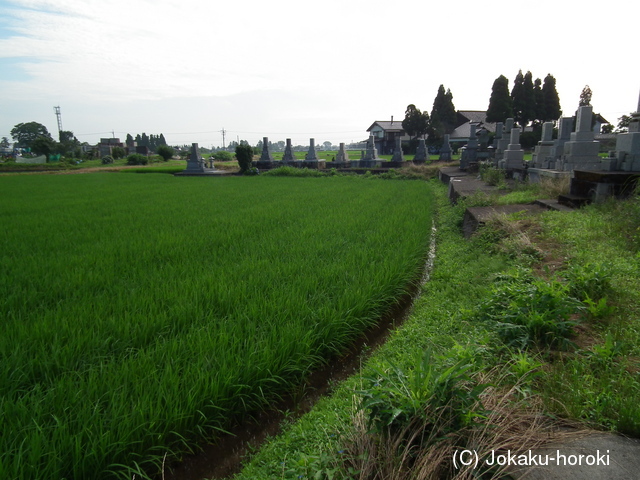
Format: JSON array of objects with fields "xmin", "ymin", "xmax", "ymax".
[
  {"xmin": 459, "ymin": 123, "xmax": 478, "ymax": 170},
  {"xmin": 302, "ymin": 138, "xmax": 326, "ymax": 169},
  {"xmin": 499, "ymin": 127, "xmax": 525, "ymax": 170},
  {"xmin": 282, "ymin": 138, "xmax": 297, "ymax": 164},
  {"xmin": 439, "ymin": 134, "xmax": 452, "ymax": 161},
  {"xmin": 305, "ymin": 138, "xmax": 319, "ymax": 161},
  {"xmin": 184, "ymin": 143, "xmax": 206, "ymax": 173},
  {"xmin": 255, "ymin": 136, "xmax": 276, "ymax": 170},
  {"xmin": 494, "ymin": 118, "xmax": 514, "ymax": 164},
  {"xmin": 556, "ymin": 106, "xmax": 602, "ymax": 171},
  {"xmin": 390, "ymin": 137, "xmax": 405, "ymax": 163},
  {"xmin": 361, "ymin": 134, "xmax": 381, "ymax": 167},
  {"xmin": 531, "ymin": 122, "xmax": 556, "ymax": 168},
  {"xmin": 616, "ymin": 91, "xmax": 640, "ymax": 171},
  {"xmin": 259, "ymin": 136, "xmax": 274, "ymax": 162},
  {"xmin": 413, "ymin": 138, "xmax": 428, "ymax": 163},
  {"xmin": 335, "ymin": 142, "xmax": 351, "ymax": 167}
]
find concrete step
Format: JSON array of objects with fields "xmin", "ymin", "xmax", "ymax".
[
  {"xmin": 558, "ymin": 194, "xmax": 591, "ymax": 209},
  {"xmin": 534, "ymin": 199, "xmax": 576, "ymax": 212}
]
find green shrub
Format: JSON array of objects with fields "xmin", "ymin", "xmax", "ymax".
[
  {"xmin": 126, "ymin": 153, "xmax": 148, "ymax": 166},
  {"xmin": 475, "ymin": 269, "xmax": 582, "ymax": 350},
  {"xmin": 212, "ymin": 151, "xmax": 233, "ymax": 162},
  {"xmin": 359, "ymin": 349, "xmax": 487, "ymax": 438},
  {"xmin": 101, "ymin": 155, "xmax": 114, "ymax": 165},
  {"xmin": 479, "ymin": 161, "xmax": 506, "ymax": 187},
  {"xmin": 235, "ymin": 144, "xmax": 254, "ymax": 173},
  {"xmin": 156, "ymin": 145, "xmax": 174, "ymax": 162},
  {"xmin": 111, "ymin": 146, "xmax": 126, "ymax": 159},
  {"xmin": 564, "ymin": 262, "xmax": 612, "ymax": 302}
]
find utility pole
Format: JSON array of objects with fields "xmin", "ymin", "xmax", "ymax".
[
  {"xmin": 220, "ymin": 127, "xmax": 226, "ymax": 149},
  {"xmin": 54, "ymin": 106, "xmax": 63, "ymax": 137}
]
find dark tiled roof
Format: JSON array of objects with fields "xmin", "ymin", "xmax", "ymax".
[{"xmin": 367, "ymin": 121, "xmax": 405, "ymax": 132}]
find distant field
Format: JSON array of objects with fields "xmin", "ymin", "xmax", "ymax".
[{"xmin": 0, "ymin": 173, "xmax": 434, "ymax": 479}]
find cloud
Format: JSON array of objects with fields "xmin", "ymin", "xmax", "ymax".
[{"xmin": 1, "ymin": 0, "xmax": 639, "ymax": 145}]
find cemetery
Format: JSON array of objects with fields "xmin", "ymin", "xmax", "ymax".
[
  {"xmin": 164, "ymin": 91, "xmax": 640, "ymax": 209},
  {"xmin": 2, "ymin": 87, "xmax": 640, "ymax": 480}
]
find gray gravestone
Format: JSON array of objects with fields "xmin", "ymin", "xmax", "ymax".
[
  {"xmin": 259, "ymin": 136, "xmax": 273, "ymax": 162},
  {"xmin": 305, "ymin": 138, "xmax": 319, "ymax": 161},
  {"xmin": 500, "ymin": 127, "xmax": 524, "ymax": 169},
  {"xmin": 557, "ymin": 106, "xmax": 602, "ymax": 171},
  {"xmin": 391, "ymin": 137, "xmax": 405, "ymax": 162},
  {"xmin": 185, "ymin": 143, "xmax": 205, "ymax": 173},
  {"xmin": 460, "ymin": 123, "xmax": 478, "ymax": 169},
  {"xmin": 532, "ymin": 122, "xmax": 556, "ymax": 168},
  {"xmin": 282, "ymin": 138, "xmax": 296, "ymax": 163},
  {"xmin": 414, "ymin": 138, "xmax": 428, "ymax": 163},
  {"xmin": 495, "ymin": 118, "xmax": 514, "ymax": 163},
  {"xmin": 335, "ymin": 142, "xmax": 350, "ymax": 163},
  {"xmin": 439, "ymin": 134, "xmax": 452, "ymax": 161},
  {"xmin": 362, "ymin": 134, "xmax": 381, "ymax": 167},
  {"xmin": 615, "ymin": 90, "xmax": 640, "ymax": 171}
]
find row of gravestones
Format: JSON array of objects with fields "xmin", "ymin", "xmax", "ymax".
[
  {"xmin": 485, "ymin": 93, "xmax": 640, "ymax": 173},
  {"xmin": 255, "ymin": 134, "xmax": 453, "ymax": 170}
]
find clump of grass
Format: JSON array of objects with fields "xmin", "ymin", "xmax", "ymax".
[
  {"xmin": 473, "ymin": 212, "xmax": 544, "ymax": 262},
  {"xmin": 473, "ymin": 268, "xmax": 582, "ymax": 350},
  {"xmin": 345, "ymin": 363, "xmax": 585, "ymax": 480},
  {"xmin": 479, "ymin": 162, "xmax": 507, "ymax": 188},
  {"xmin": 538, "ymin": 175, "xmax": 570, "ymax": 199}
]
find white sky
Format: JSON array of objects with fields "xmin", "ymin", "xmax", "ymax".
[{"xmin": 1, "ymin": 0, "xmax": 639, "ymax": 148}]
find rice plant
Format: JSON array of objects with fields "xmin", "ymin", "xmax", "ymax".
[{"xmin": 0, "ymin": 173, "xmax": 434, "ymax": 479}]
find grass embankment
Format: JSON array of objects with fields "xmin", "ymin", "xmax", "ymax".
[
  {"xmin": 233, "ymin": 181, "xmax": 640, "ymax": 479},
  {"xmin": 0, "ymin": 174, "xmax": 434, "ymax": 479}
]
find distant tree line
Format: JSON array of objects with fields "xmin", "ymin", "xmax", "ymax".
[
  {"xmin": 402, "ymin": 84, "xmax": 458, "ymax": 148},
  {"xmin": 9, "ymin": 122, "xmax": 82, "ymax": 158},
  {"xmin": 486, "ymin": 71, "xmax": 562, "ymax": 128}
]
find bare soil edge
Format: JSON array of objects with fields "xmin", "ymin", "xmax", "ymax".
[{"xmin": 162, "ymin": 222, "xmax": 437, "ymax": 480}]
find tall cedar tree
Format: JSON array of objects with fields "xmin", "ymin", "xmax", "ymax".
[
  {"xmin": 511, "ymin": 70, "xmax": 530, "ymax": 128},
  {"xmin": 486, "ymin": 75, "xmax": 513, "ymax": 123},
  {"xmin": 521, "ymin": 71, "xmax": 536, "ymax": 128},
  {"xmin": 533, "ymin": 78, "xmax": 545, "ymax": 125},
  {"xmin": 541, "ymin": 74, "xmax": 562, "ymax": 121},
  {"xmin": 402, "ymin": 104, "xmax": 429, "ymax": 140},
  {"xmin": 428, "ymin": 85, "xmax": 457, "ymax": 144}
]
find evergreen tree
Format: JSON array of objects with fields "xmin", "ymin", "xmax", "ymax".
[
  {"xmin": 541, "ymin": 74, "xmax": 562, "ymax": 121},
  {"xmin": 140, "ymin": 133, "xmax": 149, "ymax": 148},
  {"xmin": 579, "ymin": 85, "xmax": 592, "ymax": 107},
  {"xmin": 533, "ymin": 78, "xmax": 545, "ymax": 124},
  {"xmin": 511, "ymin": 70, "xmax": 527, "ymax": 127},
  {"xmin": 126, "ymin": 133, "xmax": 134, "ymax": 146},
  {"xmin": 486, "ymin": 75, "xmax": 513, "ymax": 123},
  {"xmin": 402, "ymin": 104, "xmax": 429, "ymax": 140},
  {"xmin": 159, "ymin": 133, "xmax": 167, "ymax": 146},
  {"xmin": 521, "ymin": 71, "xmax": 536, "ymax": 128},
  {"xmin": 428, "ymin": 85, "xmax": 457, "ymax": 145}
]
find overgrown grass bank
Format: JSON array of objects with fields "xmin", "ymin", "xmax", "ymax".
[
  {"xmin": 233, "ymin": 183, "xmax": 640, "ymax": 479},
  {"xmin": 0, "ymin": 174, "xmax": 434, "ymax": 479}
]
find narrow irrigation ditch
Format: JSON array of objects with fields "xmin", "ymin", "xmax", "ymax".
[{"xmin": 163, "ymin": 222, "xmax": 438, "ymax": 480}]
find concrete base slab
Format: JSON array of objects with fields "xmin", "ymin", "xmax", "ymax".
[{"xmin": 528, "ymin": 168, "xmax": 572, "ymax": 183}]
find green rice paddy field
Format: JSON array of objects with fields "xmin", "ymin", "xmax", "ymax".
[{"xmin": 0, "ymin": 173, "xmax": 434, "ymax": 479}]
